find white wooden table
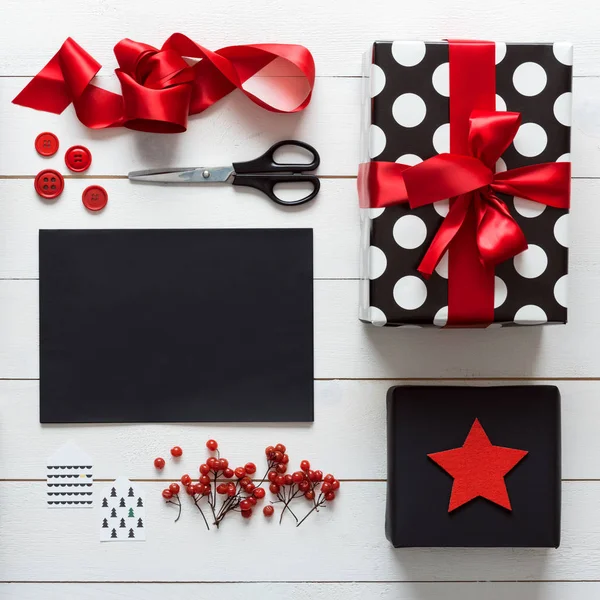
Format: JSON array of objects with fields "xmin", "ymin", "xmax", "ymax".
[{"xmin": 1, "ymin": 1, "xmax": 600, "ymax": 598}]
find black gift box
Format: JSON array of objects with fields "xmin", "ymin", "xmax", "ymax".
[
  {"xmin": 359, "ymin": 41, "xmax": 572, "ymax": 327},
  {"xmin": 385, "ymin": 385, "xmax": 561, "ymax": 547}
]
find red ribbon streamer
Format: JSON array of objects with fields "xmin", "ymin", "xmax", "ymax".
[
  {"xmin": 13, "ymin": 35, "xmax": 315, "ymax": 133},
  {"xmin": 358, "ymin": 40, "xmax": 571, "ymax": 326}
]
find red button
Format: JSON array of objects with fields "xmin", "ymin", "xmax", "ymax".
[
  {"xmin": 35, "ymin": 132, "xmax": 59, "ymax": 157},
  {"xmin": 65, "ymin": 145, "xmax": 92, "ymax": 172},
  {"xmin": 82, "ymin": 185, "xmax": 108, "ymax": 211},
  {"xmin": 34, "ymin": 169, "xmax": 64, "ymax": 199}
]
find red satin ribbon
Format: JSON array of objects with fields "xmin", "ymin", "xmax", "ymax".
[
  {"xmin": 13, "ymin": 34, "xmax": 315, "ymax": 133},
  {"xmin": 358, "ymin": 41, "xmax": 571, "ymax": 326}
]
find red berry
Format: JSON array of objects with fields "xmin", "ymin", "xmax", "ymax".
[
  {"xmin": 224, "ymin": 468, "xmax": 234, "ymax": 479},
  {"xmin": 325, "ymin": 491, "xmax": 335, "ymax": 501},
  {"xmin": 170, "ymin": 446, "xmax": 183, "ymax": 457},
  {"xmin": 265, "ymin": 445, "xmax": 275, "ymax": 456},
  {"xmin": 245, "ymin": 483, "xmax": 256, "ymax": 494},
  {"xmin": 298, "ymin": 480, "xmax": 310, "ymax": 492},
  {"xmin": 292, "ymin": 471, "xmax": 304, "ymax": 483},
  {"xmin": 305, "ymin": 490, "xmax": 315, "ymax": 501},
  {"xmin": 199, "ymin": 475, "xmax": 210, "ymax": 486},
  {"xmin": 268, "ymin": 471, "xmax": 278, "ymax": 483},
  {"xmin": 300, "ymin": 460, "xmax": 310, "ymax": 472},
  {"xmin": 324, "ymin": 473, "xmax": 335, "ymax": 484},
  {"xmin": 332, "ymin": 480, "xmax": 340, "ymax": 491},
  {"xmin": 275, "ymin": 475, "xmax": 285, "ymax": 486},
  {"xmin": 186, "ymin": 485, "xmax": 195, "ymax": 495},
  {"xmin": 240, "ymin": 499, "xmax": 251, "ymax": 511},
  {"xmin": 247, "ymin": 495, "xmax": 257, "ymax": 506},
  {"xmin": 244, "ymin": 462, "xmax": 257, "ymax": 474},
  {"xmin": 284, "ymin": 474, "xmax": 293, "ymax": 486},
  {"xmin": 241, "ymin": 509, "xmax": 252, "ymax": 519},
  {"xmin": 235, "ymin": 467, "xmax": 246, "ymax": 479},
  {"xmin": 273, "ymin": 451, "xmax": 283, "ymax": 463},
  {"xmin": 217, "ymin": 483, "xmax": 228, "ymax": 495},
  {"xmin": 206, "ymin": 439, "xmax": 218, "ymax": 451},
  {"xmin": 181, "ymin": 474, "xmax": 192, "ymax": 486},
  {"xmin": 162, "ymin": 489, "xmax": 173, "ymax": 499},
  {"xmin": 219, "ymin": 458, "xmax": 229, "ymax": 470},
  {"xmin": 269, "ymin": 483, "xmax": 280, "ymax": 494},
  {"xmin": 154, "ymin": 457, "xmax": 165, "ymax": 470},
  {"xmin": 169, "ymin": 483, "xmax": 180, "ymax": 494},
  {"xmin": 281, "ymin": 454, "xmax": 290, "ymax": 464},
  {"xmin": 254, "ymin": 487, "xmax": 266, "ymax": 499},
  {"xmin": 314, "ymin": 470, "xmax": 323, "ymax": 482},
  {"xmin": 308, "ymin": 470, "xmax": 317, "ymax": 482},
  {"xmin": 276, "ymin": 463, "xmax": 287, "ymax": 474},
  {"xmin": 240, "ymin": 476, "xmax": 252, "ymax": 488},
  {"xmin": 199, "ymin": 464, "xmax": 210, "ymax": 475},
  {"xmin": 207, "ymin": 457, "xmax": 219, "ymax": 470},
  {"xmin": 227, "ymin": 483, "xmax": 236, "ymax": 497},
  {"xmin": 321, "ymin": 482, "xmax": 332, "ymax": 494},
  {"xmin": 263, "ymin": 505, "xmax": 275, "ymax": 517},
  {"xmin": 192, "ymin": 484, "xmax": 204, "ymax": 495},
  {"xmin": 275, "ymin": 443, "xmax": 286, "ymax": 453}
]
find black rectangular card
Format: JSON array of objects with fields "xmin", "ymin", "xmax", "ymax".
[{"xmin": 39, "ymin": 229, "xmax": 314, "ymax": 423}]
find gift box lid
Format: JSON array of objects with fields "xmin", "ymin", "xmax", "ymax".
[{"xmin": 386, "ymin": 385, "xmax": 561, "ymax": 547}]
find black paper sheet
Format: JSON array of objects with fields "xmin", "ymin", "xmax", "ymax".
[
  {"xmin": 39, "ymin": 229, "xmax": 314, "ymax": 423},
  {"xmin": 386, "ymin": 385, "xmax": 561, "ymax": 548}
]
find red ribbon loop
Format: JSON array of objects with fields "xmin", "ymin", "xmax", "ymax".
[
  {"xmin": 358, "ymin": 110, "xmax": 571, "ymax": 277},
  {"xmin": 13, "ymin": 35, "xmax": 316, "ymax": 133}
]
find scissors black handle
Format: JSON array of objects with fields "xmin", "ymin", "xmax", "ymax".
[{"xmin": 232, "ymin": 140, "xmax": 320, "ymax": 206}]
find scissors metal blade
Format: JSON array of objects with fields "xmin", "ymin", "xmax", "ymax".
[{"xmin": 128, "ymin": 166, "xmax": 234, "ymax": 184}]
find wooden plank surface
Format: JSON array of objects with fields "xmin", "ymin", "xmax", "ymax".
[
  {"xmin": 1, "ymin": 480, "xmax": 600, "ymax": 581},
  {"xmin": 2, "ymin": 0, "xmax": 600, "ymax": 596},
  {"xmin": 2, "ymin": 379, "xmax": 600, "ymax": 481}
]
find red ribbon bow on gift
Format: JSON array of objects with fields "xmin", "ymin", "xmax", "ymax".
[
  {"xmin": 13, "ymin": 34, "xmax": 315, "ymax": 133},
  {"xmin": 359, "ymin": 110, "xmax": 571, "ymax": 277}
]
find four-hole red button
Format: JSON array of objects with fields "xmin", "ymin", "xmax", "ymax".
[
  {"xmin": 65, "ymin": 145, "xmax": 92, "ymax": 172},
  {"xmin": 82, "ymin": 185, "xmax": 108, "ymax": 211},
  {"xmin": 35, "ymin": 132, "xmax": 59, "ymax": 157},
  {"xmin": 34, "ymin": 169, "xmax": 64, "ymax": 199}
]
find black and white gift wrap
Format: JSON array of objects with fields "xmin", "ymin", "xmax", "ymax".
[{"xmin": 359, "ymin": 41, "xmax": 572, "ymax": 327}]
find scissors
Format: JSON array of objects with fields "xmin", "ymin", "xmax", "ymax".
[{"xmin": 128, "ymin": 140, "xmax": 320, "ymax": 206}]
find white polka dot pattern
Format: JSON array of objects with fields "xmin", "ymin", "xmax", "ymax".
[
  {"xmin": 393, "ymin": 215, "xmax": 427, "ymax": 249},
  {"xmin": 392, "ymin": 93, "xmax": 427, "ymax": 128},
  {"xmin": 513, "ymin": 62, "xmax": 547, "ymax": 96},
  {"xmin": 369, "ymin": 124, "xmax": 386, "ymax": 158},
  {"xmin": 369, "ymin": 245, "xmax": 387, "ymax": 279},
  {"xmin": 432, "ymin": 62, "xmax": 449, "ymax": 96},
  {"xmin": 513, "ymin": 244, "xmax": 548, "ymax": 279},
  {"xmin": 362, "ymin": 41, "xmax": 570, "ymax": 326},
  {"xmin": 553, "ymin": 92, "xmax": 572, "ymax": 126},
  {"xmin": 514, "ymin": 196, "xmax": 546, "ymax": 218},
  {"xmin": 514, "ymin": 305, "xmax": 548, "ymax": 325},
  {"xmin": 370, "ymin": 64, "xmax": 386, "ymax": 97},
  {"xmin": 513, "ymin": 123, "xmax": 548, "ymax": 157},
  {"xmin": 391, "ymin": 41, "xmax": 426, "ymax": 66},
  {"xmin": 433, "ymin": 305, "xmax": 448, "ymax": 327},
  {"xmin": 393, "ymin": 276, "xmax": 428, "ymax": 310}
]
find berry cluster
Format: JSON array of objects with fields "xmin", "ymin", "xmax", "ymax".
[
  {"xmin": 264, "ymin": 445, "xmax": 340, "ymax": 526},
  {"xmin": 159, "ymin": 440, "xmax": 267, "ymax": 529},
  {"xmin": 156, "ymin": 440, "xmax": 340, "ymax": 529}
]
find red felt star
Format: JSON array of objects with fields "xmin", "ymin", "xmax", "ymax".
[{"xmin": 428, "ymin": 418, "xmax": 528, "ymax": 512}]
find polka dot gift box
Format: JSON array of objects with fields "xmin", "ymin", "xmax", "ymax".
[{"xmin": 358, "ymin": 41, "xmax": 572, "ymax": 328}]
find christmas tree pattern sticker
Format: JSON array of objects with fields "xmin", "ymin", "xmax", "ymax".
[
  {"xmin": 99, "ymin": 477, "xmax": 146, "ymax": 542},
  {"xmin": 46, "ymin": 441, "xmax": 93, "ymax": 507}
]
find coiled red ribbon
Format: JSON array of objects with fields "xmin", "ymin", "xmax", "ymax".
[
  {"xmin": 358, "ymin": 41, "xmax": 571, "ymax": 326},
  {"xmin": 13, "ymin": 34, "xmax": 315, "ymax": 133}
]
